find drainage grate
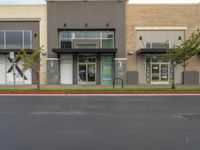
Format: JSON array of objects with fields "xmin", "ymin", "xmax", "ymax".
[{"xmin": 182, "ymin": 114, "xmax": 200, "ymax": 121}]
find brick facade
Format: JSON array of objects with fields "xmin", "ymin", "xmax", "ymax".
[{"xmin": 126, "ymin": 4, "xmax": 200, "ymax": 71}]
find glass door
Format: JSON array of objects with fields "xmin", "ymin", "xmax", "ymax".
[
  {"xmin": 78, "ymin": 63, "xmax": 96, "ymax": 84},
  {"xmin": 160, "ymin": 64, "xmax": 169, "ymax": 82},
  {"xmin": 87, "ymin": 64, "xmax": 96, "ymax": 82},
  {"xmin": 151, "ymin": 63, "xmax": 169, "ymax": 84},
  {"xmin": 78, "ymin": 64, "xmax": 87, "ymax": 83},
  {"xmin": 151, "ymin": 64, "xmax": 160, "ymax": 83}
]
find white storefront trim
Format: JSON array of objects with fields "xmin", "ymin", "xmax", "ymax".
[
  {"xmin": 47, "ymin": 58, "xmax": 60, "ymax": 61},
  {"xmin": 114, "ymin": 58, "xmax": 127, "ymax": 61}
]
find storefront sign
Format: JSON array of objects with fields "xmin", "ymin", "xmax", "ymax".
[
  {"xmin": 102, "ymin": 63, "xmax": 112, "ymax": 81},
  {"xmin": 146, "ymin": 62, "xmax": 151, "ymax": 84}
]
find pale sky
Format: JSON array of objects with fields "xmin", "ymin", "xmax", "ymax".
[{"xmin": 0, "ymin": 0, "xmax": 200, "ymax": 4}]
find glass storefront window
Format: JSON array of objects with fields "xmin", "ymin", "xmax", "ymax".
[
  {"xmin": 101, "ymin": 55, "xmax": 114, "ymax": 84},
  {"xmin": 6, "ymin": 31, "xmax": 22, "ymax": 49},
  {"xmin": 145, "ymin": 42, "xmax": 169, "ymax": 49},
  {"xmin": 61, "ymin": 32, "xmax": 71, "ymax": 39},
  {"xmin": 74, "ymin": 31, "xmax": 101, "ymax": 39},
  {"xmin": 78, "ymin": 54, "xmax": 96, "ymax": 63},
  {"xmin": 102, "ymin": 39, "xmax": 113, "ymax": 48},
  {"xmin": 77, "ymin": 44, "xmax": 96, "ymax": 49},
  {"xmin": 0, "ymin": 32, "xmax": 4, "ymax": 49},
  {"xmin": 61, "ymin": 39, "xmax": 72, "ymax": 48},
  {"xmin": 75, "ymin": 32, "xmax": 86, "ymax": 39},
  {"xmin": 85, "ymin": 32, "xmax": 100, "ymax": 39},
  {"xmin": 60, "ymin": 31, "xmax": 115, "ymax": 49},
  {"xmin": 0, "ymin": 30, "xmax": 32, "ymax": 49},
  {"xmin": 152, "ymin": 43, "xmax": 169, "ymax": 49},
  {"xmin": 102, "ymin": 32, "xmax": 114, "ymax": 39},
  {"xmin": 146, "ymin": 43, "xmax": 151, "ymax": 48},
  {"xmin": 24, "ymin": 31, "xmax": 31, "ymax": 49},
  {"xmin": 146, "ymin": 56, "xmax": 151, "ymax": 62}
]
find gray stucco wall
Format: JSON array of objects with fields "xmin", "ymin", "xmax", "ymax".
[
  {"xmin": 47, "ymin": 1, "xmax": 125, "ymax": 58},
  {"xmin": 47, "ymin": 59, "xmax": 60, "ymax": 84},
  {"xmin": 184, "ymin": 71, "xmax": 199, "ymax": 85},
  {"xmin": 126, "ymin": 71, "xmax": 138, "ymax": 84},
  {"xmin": 136, "ymin": 30, "xmax": 185, "ymax": 49},
  {"xmin": 137, "ymin": 55, "xmax": 146, "ymax": 84},
  {"xmin": 174, "ymin": 64, "xmax": 184, "ymax": 84},
  {"xmin": 0, "ymin": 21, "xmax": 40, "ymax": 84},
  {"xmin": 0, "ymin": 21, "xmax": 40, "ymax": 50}
]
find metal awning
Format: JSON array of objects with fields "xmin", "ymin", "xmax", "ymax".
[
  {"xmin": 52, "ymin": 48, "xmax": 117, "ymax": 53},
  {"xmin": 0, "ymin": 49, "xmax": 35, "ymax": 54},
  {"xmin": 136, "ymin": 48, "xmax": 168, "ymax": 54}
]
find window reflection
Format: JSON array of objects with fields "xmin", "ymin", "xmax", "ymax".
[
  {"xmin": 60, "ymin": 31, "xmax": 114, "ymax": 49},
  {"xmin": 6, "ymin": 31, "xmax": 22, "ymax": 49},
  {"xmin": 0, "ymin": 32, "xmax": 4, "ymax": 49},
  {"xmin": 0, "ymin": 30, "xmax": 32, "ymax": 49}
]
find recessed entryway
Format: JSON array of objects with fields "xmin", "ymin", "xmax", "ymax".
[{"xmin": 78, "ymin": 54, "xmax": 96, "ymax": 84}]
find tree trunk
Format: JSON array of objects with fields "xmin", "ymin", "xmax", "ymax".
[
  {"xmin": 36, "ymin": 71, "xmax": 40, "ymax": 90},
  {"xmin": 172, "ymin": 64, "xmax": 175, "ymax": 89},
  {"xmin": 36, "ymin": 54, "xmax": 41, "ymax": 90},
  {"xmin": 183, "ymin": 64, "xmax": 186, "ymax": 85}
]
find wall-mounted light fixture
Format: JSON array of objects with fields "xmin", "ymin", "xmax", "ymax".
[
  {"xmin": 106, "ymin": 23, "xmax": 109, "ymax": 27},
  {"xmin": 178, "ymin": 36, "xmax": 182, "ymax": 40},
  {"xmin": 139, "ymin": 36, "xmax": 142, "ymax": 40},
  {"xmin": 34, "ymin": 33, "xmax": 37, "ymax": 38},
  {"xmin": 41, "ymin": 51, "xmax": 47, "ymax": 56},
  {"xmin": 128, "ymin": 51, "xmax": 134, "ymax": 55},
  {"xmin": 64, "ymin": 23, "xmax": 67, "ymax": 28}
]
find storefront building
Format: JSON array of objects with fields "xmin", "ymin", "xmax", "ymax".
[
  {"xmin": 46, "ymin": 0, "xmax": 126, "ymax": 85},
  {"xmin": 126, "ymin": 4, "xmax": 200, "ymax": 85},
  {"xmin": 0, "ymin": 5, "xmax": 47, "ymax": 85},
  {"xmin": 1, "ymin": 2, "xmax": 200, "ymax": 85},
  {"xmin": 0, "ymin": 29, "xmax": 34, "ymax": 84}
]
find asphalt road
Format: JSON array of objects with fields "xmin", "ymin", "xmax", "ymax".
[{"xmin": 0, "ymin": 95, "xmax": 200, "ymax": 150}]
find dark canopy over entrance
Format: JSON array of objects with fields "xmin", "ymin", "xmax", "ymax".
[
  {"xmin": 52, "ymin": 48, "xmax": 117, "ymax": 54},
  {"xmin": 136, "ymin": 48, "xmax": 168, "ymax": 54}
]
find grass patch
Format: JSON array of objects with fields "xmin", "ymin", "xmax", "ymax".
[{"xmin": 0, "ymin": 88, "xmax": 200, "ymax": 92}]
